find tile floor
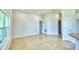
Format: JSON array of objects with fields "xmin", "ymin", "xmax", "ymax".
[{"xmin": 9, "ymin": 34, "xmax": 75, "ymax": 50}]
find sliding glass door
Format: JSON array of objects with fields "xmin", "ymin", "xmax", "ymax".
[{"xmin": 0, "ymin": 10, "xmax": 10, "ymax": 46}]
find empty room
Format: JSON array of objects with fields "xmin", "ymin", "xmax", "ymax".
[{"xmin": 0, "ymin": 9, "xmax": 79, "ymax": 50}]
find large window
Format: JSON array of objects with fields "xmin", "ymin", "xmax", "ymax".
[
  {"xmin": 0, "ymin": 11, "xmax": 4, "ymax": 43},
  {"xmin": 0, "ymin": 10, "xmax": 10, "ymax": 44},
  {"xmin": 4, "ymin": 15, "xmax": 10, "ymax": 39}
]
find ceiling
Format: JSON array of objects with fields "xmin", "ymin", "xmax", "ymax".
[
  {"xmin": 13, "ymin": 9, "xmax": 79, "ymax": 16},
  {"xmin": 13, "ymin": 9, "xmax": 61, "ymax": 15}
]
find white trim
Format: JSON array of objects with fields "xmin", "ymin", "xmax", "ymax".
[
  {"xmin": 2, "ymin": 37, "xmax": 12, "ymax": 50},
  {"xmin": 0, "ymin": 9, "xmax": 9, "ymax": 16},
  {"xmin": 0, "ymin": 36, "xmax": 12, "ymax": 50},
  {"xmin": 12, "ymin": 33, "xmax": 39, "ymax": 39},
  {"xmin": 46, "ymin": 32, "xmax": 58, "ymax": 35}
]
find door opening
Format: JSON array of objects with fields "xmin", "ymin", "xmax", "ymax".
[
  {"xmin": 58, "ymin": 20, "xmax": 62, "ymax": 35},
  {"xmin": 39, "ymin": 21, "xmax": 43, "ymax": 34}
]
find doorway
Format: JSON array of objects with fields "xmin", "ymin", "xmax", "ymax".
[
  {"xmin": 39, "ymin": 21, "xmax": 43, "ymax": 34},
  {"xmin": 57, "ymin": 13, "xmax": 62, "ymax": 36},
  {"xmin": 58, "ymin": 20, "xmax": 62, "ymax": 35}
]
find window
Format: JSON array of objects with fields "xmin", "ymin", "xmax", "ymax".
[
  {"xmin": 0, "ymin": 10, "xmax": 10, "ymax": 44},
  {"xmin": 4, "ymin": 15, "xmax": 10, "ymax": 39},
  {"xmin": 0, "ymin": 11, "xmax": 4, "ymax": 43}
]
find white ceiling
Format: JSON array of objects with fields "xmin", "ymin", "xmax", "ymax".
[{"xmin": 13, "ymin": 9, "xmax": 61, "ymax": 15}]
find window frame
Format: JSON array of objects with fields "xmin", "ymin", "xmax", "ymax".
[{"xmin": 0, "ymin": 10, "xmax": 10, "ymax": 44}]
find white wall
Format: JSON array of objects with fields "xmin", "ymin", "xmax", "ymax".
[
  {"xmin": 12, "ymin": 11, "xmax": 39, "ymax": 38},
  {"xmin": 12, "ymin": 11, "xmax": 60, "ymax": 37},
  {"xmin": 42, "ymin": 14, "xmax": 58, "ymax": 35}
]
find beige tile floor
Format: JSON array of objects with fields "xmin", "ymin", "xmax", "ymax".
[{"xmin": 9, "ymin": 34, "xmax": 75, "ymax": 50}]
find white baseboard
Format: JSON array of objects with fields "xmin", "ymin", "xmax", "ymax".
[
  {"xmin": 46, "ymin": 32, "xmax": 58, "ymax": 35},
  {"xmin": 12, "ymin": 33, "xmax": 39, "ymax": 39}
]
